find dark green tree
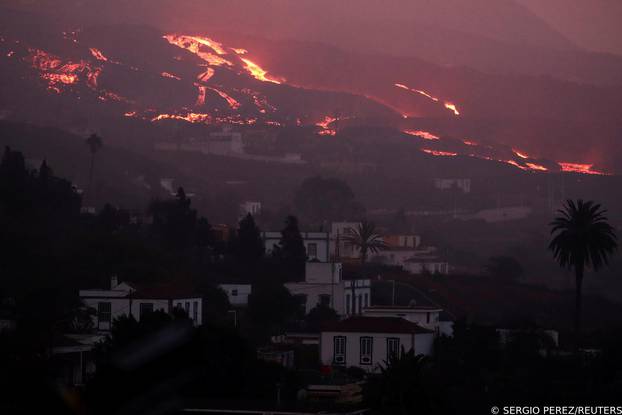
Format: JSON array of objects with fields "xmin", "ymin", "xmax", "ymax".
[
  {"xmin": 485, "ymin": 256, "xmax": 524, "ymax": 282},
  {"xmin": 230, "ymin": 213, "xmax": 265, "ymax": 266},
  {"xmin": 149, "ymin": 187, "xmax": 198, "ymax": 250},
  {"xmin": 85, "ymin": 133, "xmax": 103, "ymax": 205},
  {"xmin": 549, "ymin": 199, "xmax": 617, "ymax": 333},
  {"xmin": 273, "ymin": 215, "xmax": 307, "ymax": 280},
  {"xmin": 293, "ymin": 176, "xmax": 364, "ymax": 225}
]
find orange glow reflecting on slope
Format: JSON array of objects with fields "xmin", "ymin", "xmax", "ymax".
[
  {"xmin": 559, "ymin": 162, "xmax": 606, "ymax": 175},
  {"xmin": 403, "ymin": 129, "xmax": 440, "ymax": 140},
  {"xmin": 240, "ymin": 57, "xmax": 282, "ymax": 84},
  {"xmin": 422, "ymin": 148, "xmax": 458, "ymax": 157}
]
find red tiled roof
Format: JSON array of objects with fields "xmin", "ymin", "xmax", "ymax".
[{"xmin": 321, "ymin": 316, "xmax": 433, "ymax": 334}]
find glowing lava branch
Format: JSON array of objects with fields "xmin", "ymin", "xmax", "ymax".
[
  {"xmin": 525, "ymin": 162, "xmax": 548, "ymax": 172},
  {"xmin": 163, "ymin": 35, "xmax": 232, "ymax": 67},
  {"xmin": 394, "ymin": 83, "xmax": 461, "ymax": 116},
  {"xmin": 197, "ymin": 67, "xmax": 215, "ymax": 82},
  {"xmin": 558, "ymin": 162, "xmax": 606, "ymax": 176},
  {"xmin": 161, "ymin": 72, "xmax": 181, "ymax": 80},
  {"xmin": 513, "ymin": 149, "xmax": 529, "ymax": 159},
  {"xmin": 422, "ymin": 148, "xmax": 458, "ymax": 157},
  {"xmin": 444, "ymin": 102, "xmax": 460, "ymax": 116},
  {"xmin": 152, "ymin": 112, "xmax": 211, "ymax": 123},
  {"xmin": 28, "ymin": 48, "xmax": 100, "ymax": 93},
  {"xmin": 403, "ymin": 129, "xmax": 440, "ymax": 140},
  {"xmin": 89, "ymin": 48, "xmax": 108, "ymax": 62},
  {"xmin": 462, "ymin": 139, "xmax": 478, "ymax": 146},
  {"xmin": 240, "ymin": 57, "xmax": 282, "ymax": 84},
  {"xmin": 195, "ymin": 85, "xmax": 207, "ymax": 106},
  {"xmin": 209, "ymin": 87, "xmax": 240, "ymax": 110}
]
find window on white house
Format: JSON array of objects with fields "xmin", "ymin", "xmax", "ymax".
[
  {"xmin": 185, "ymin": 302, "xmax": 190, "ymax": 315},
  {"xmin": 98, "ymin": 302, "xmax": 111, "ymax": 323},
  {"xmin": 346, "ymin": 294, "xmax": 351, "ymax": 315},
  {"xmin": 139, "ymin": 302, "xmax": 154, "ymax": 319},
  {"xmin": 334, "ymin": 336, "xmax": 346, "ymax": 365},
  {"xmin": 426, "ymin": 312, "xmax": 430, "ymax": 324},
  {"xmin": 192, "ymin": 301, "xmax": 198, "ymax": 322},
  {"xmin": 357, "ymin": 295, "xmax": 362, "ymax": 314},
  {"xmin": 387, "ymin": 337, "xmax": 400, "ymax": 361},
  {"xmin": 231, "ymin": 289, "xmax": 238, "ymax": 296},
  {"xmin": 364, "ymin": 293, "xmax": 369, "ymax": 308},
  {"xmin": 360, "ymin": 336, "xmax": 373, "ymax": 365},
  {"xmin": 307, "ymin": 243, "xmax": 318, "ymax": 258}
]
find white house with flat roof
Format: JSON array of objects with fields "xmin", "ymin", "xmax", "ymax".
[
  {"xmin": 320, "ymin": 316, "xmax": 434, "ymax": 372},
  {"xmin": 79, "ymin": 276, "xmax": 203, "ymax": 330},
  {"xmin": 219, "ymin": 283, "xmax": 252, "ymax": 307},
  {"xmin": 262, "ymin": 231, "xmax": 330, "ymax": 262}
]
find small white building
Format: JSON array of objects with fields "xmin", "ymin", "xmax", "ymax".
[
  {"xmin": 219, "ymin": 283, "xmax": 252, "ymax": 307},
  {"xmin": 434, "ymin": 178, "xmax": 471, "ymax": 193},
  {"xmin": 344, "ymin": 279, "xmax": 372, "ymax": 316},
  {"xmin": 262, "ymin": 231, "xmax": 331, "ymax": 262},
  {"xmin": 285, "ymin": 262, "xmax": 344, "ymax": 315},
  {"xmin": 239, "ymin": 201, "xmax": 262, "ymax": 219},
  {"xmin": 330, "ymin": 222, "xmax": 361, "ymax": 260},
  {"xmin": 79, "ymin": 277, "xmax": 203, "ymax": 330},
  {"xmin": 320, "ymin": 316, "xmax": 434, "ymax": 372},
  {"xmin": 154, "ymin": 127, "xmax": 244, "ymax": 156}
]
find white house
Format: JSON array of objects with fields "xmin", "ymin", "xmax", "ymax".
[
  {"xmin": 239, "ymin": 201, "xmax": 262, "ymax": 219},
  {"xmin": 262, "ymin": 231, "xmax": 331, "ymax": 262},
  {"xmin": 79, "ymin": 277, "xmax": 203, "ymax": 330},
  {"xmin": 219, "ymin": 283, "xmax": 252, "ymax": 307},
  {"xmin": 344, "ymin": 279, "xmax": 372, "ymax": 316},
  {"xmin": 330, "ymin": 222, "xmax": 361, "ymax": 260},
  {"xmin": 154, "ymin": 126, "xmax": 244, "ymax": 156},
  {"xmin": 285, "ymin": 262, "xmax": 345, "ymax": 315},
  {"xmin": 434, "ymin": 178, "xmax": 471, "ymax": 193},
  {"xmin": 320, "ymin": 316, "xmax": 434, "ymax": 372}
]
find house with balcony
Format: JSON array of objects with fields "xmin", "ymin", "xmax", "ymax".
[{"xmin": 79, "ymin": 276, "xmax": 203, "ymax": 330}]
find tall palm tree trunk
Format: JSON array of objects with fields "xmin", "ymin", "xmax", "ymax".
[{"xmin": 574, "ymin": 264, "xmax": 584, "ymax": 334}]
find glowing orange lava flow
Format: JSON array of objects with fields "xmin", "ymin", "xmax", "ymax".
[
  {"xmin": 394, "ymin": 83, "xmax": 460, "ymax": 116},
  {"xmin": 152, "ymin": 112, "xmax": 211, "ymax": 123},
  {"xmin": 462, "ymin": 139, "xmax": 478, "ymax": 146},
  {"xmin": 422, "ymin": 148, "xmax": 458, "ymax": 157},
  {"xmin": 161, "ymin": 72, "xmax": 181, "ymax": 80},
  {"xmin": 195, "ymin": 85, "xmax": 207, "ymax": 106},
  {"xmin": 240, "ymin": 57, "xmax": 282, "ymax": 84},
  {"xmin": 513, "ymin": 149, "xmax": 529, "ymax": 159},
  {"xmin": 559, "ymin": 162, "xmax": 606, "ymax": 176},
  {"xmin": 525, "ymin": 162, "xmax": 548, "ymax": 172},
  {"xmin": 316, "ymin": 116, "xmax": 340, "ymax": 135},
  {"xmin": 197, "ymin": 67, "xmax": 215, "ymax": 82},
  {"xmin": 209, "ymin": 87, "xmax": 240, "ymax": 110},
  {"xmin": 163, "ymin": 35, "xmax": 232, "ymax": 67},
  {"xmin": 89, "ymin": 48, "xmax": 108, "ymax": 62},
  {"xmin": 403, "ymin": 129, "xmax": 440, "ymax": 140},
  {"xmin": 28, "ymin": 48, "xmax": 99, "ymax": 92}
]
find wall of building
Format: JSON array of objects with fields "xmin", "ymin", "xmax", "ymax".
[
  {"xmin": 320, "ymin": 331, "xmax": 422, "ymax": 372},
  {"xmin": 285, "ymin": 282, "xmax": 345, "ymax": 315},
  {"xmin": 219, "ymin": 284, "xmax": 252, "ymax": 307}
]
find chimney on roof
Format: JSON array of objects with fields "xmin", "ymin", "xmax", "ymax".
[{"xmin": 110, "ymin": 275, "xmax": 119, "ymax": 289}]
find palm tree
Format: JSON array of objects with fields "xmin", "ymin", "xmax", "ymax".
[
  {"xmin": 85, "ymin": 133, "xmax": 103, "ymax": 203},
  {"xmin": 343, "ymin": 219, "xmax": 387, "ymax": 263},
  {"xmin": 549, "ymin": 199, "xmax": 617, "ymax": 333}
]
